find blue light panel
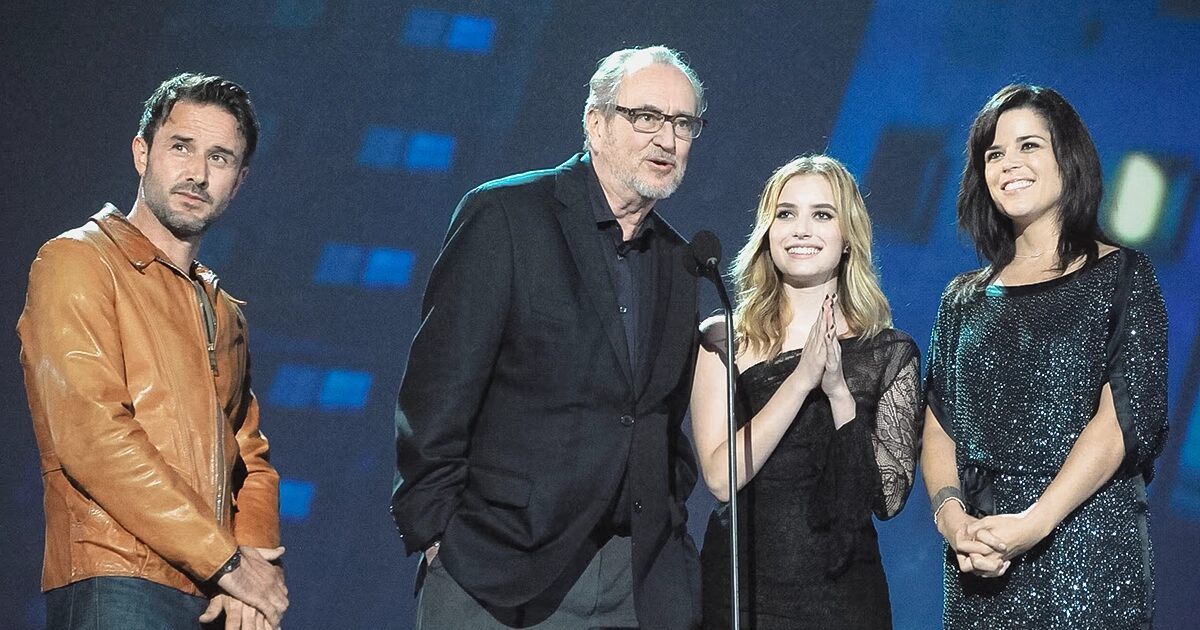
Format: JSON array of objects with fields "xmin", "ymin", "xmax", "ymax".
[
  {"xmin": 279, "ymin": 477, "xmax": 316, "ymax": 522},
  {"xmin": 318, "ymin": 369, "xmax": 373, "ymax": 411},
  {"xmin": 405, "ymin": 132, "xmax": 455, "ymax": 172},
  {"xmin": 402, "ymin": 8, "xmax": 449, "ymax": 48},
  {"xmin": 267, "ymin": 364, "xmax": 325, "ymax": 408},
  {"xmin": 361, "ymin": 247, "xmax": 415, "ymax": 288},
  {"xmin": 445, "ymin": 14, "xmax": 496, "ymax": 54},
  {"xmin": 314, "ymin": 242, "xmax": 367, "ymax": 285},
  {"xmin": 357, "ymin": 126, "xmax": 408, "ymax": 170}
]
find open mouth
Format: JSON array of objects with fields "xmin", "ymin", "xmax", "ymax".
[
  {"xmin": 785, "ymin": 245, "xmax": 822, "ymax": 256},
  {"xmin": 1002, "ymin": 179, "xmax": 1033, "ymax": 191}
]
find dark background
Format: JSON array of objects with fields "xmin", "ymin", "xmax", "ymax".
[{"xmin": 3, "ymin": 1, "xmax": 1198, "ymax": 628}]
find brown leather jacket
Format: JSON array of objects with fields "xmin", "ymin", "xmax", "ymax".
[{"xmin": 18, "ymin": 206, "xmax": 280, "ymax": 596}]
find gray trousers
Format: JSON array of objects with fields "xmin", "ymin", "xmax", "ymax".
[{"xmin": 414, "ymin": 535, "xmax": 637, "ymax": 629}]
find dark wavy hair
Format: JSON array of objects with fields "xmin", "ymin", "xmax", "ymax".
[
  {"xmin": 137, "ymin": 73, "xmax": 259, "ymax": 166},
  {"xmin": 957, "ymin": 84, "xmax": 1112, "ymax": 286}
]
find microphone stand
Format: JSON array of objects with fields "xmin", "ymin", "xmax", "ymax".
[{"xmin": 701, "ymin": 260, "xmax": 740, "ymax": 630}]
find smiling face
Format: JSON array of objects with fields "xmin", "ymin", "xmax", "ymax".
[
  {"xmin": 587, "ymin": 63, "xmax": 697, "ymax": 202},
  {"xmin": 133, "ymin": 100, "xmax": 247, "ymax": 240},
  {"xmin": 767, "ymin": 174, "xmax": 845, "ymax": 288},
  {"xmin": 984, "ymin": 107, "xmax": 1064, "ymax": 229}
]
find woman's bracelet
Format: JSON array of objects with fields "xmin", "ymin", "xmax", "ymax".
[
  {"xmin": 932, "ymin": 486, "xmax": 967, "ymax": 526},
  {"xmin": 933, "ymin": 496, "xmax": 967, "ymax": 525}
]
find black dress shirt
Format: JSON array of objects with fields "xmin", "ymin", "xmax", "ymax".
[{"xmin": 586, "ymin": 161, "xmax": 660, "ymax": 536}]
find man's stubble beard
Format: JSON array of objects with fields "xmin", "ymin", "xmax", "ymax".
[
  {"xmin": 140, "ymin": 169, "xmax": 224, "ymax": 240},
  {"xmin": 614, "ymin": 152, "xmax": 686, "ymax": 201}
]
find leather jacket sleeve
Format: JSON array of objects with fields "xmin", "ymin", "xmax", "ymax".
[
  {"xmin": 230, "ymin": 386, "xmax": 281, "ymax": 548},
  {"xmin": 20, "ymin": 238, "xmax": 239, "ymax": 581}
]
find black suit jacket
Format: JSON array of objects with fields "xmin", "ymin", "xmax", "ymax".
[{"xmin": 392, "ymin": 154, "xmax": 701, "ymax": 628}]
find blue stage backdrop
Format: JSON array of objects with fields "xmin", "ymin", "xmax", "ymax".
[{"xmin": 2, "ymin": 1, "xmax": 1197, "ymax": 628}]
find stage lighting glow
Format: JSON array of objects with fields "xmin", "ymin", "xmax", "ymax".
[
  {"xmin": 358, "ymin": 127, "xmax": 455, "ymax": 173},
  {"xmin": 405, "ymin": 132, "xmax": 455, "ymax": 172},
  {"xmin": 319, "ymin": 369, "xmax": 373, "ymax": 411},
  {"xmin": 446, "ymin": 15, "xmax": 496, "ymax": 54},
  {"xmin": 403, "ymin": 8, "xmax": 449, "ymax": 48},
  {"xmin": 1106, "ymin": 152, "xmax": 1167, "ymax": 245},
  {"xmin": 267, "ymin": 364, "xmax": 373, "ymax": 411},
  {"xmin": 357, "ymin": 126, "xmax": 407, "ymax": 170},
  {"xmin": 280, "ymin": 478, "xmax": 317, "ymax": 522},
  {"xmin": 402, "ymin": 9, "xmax": 494, "ymax": 54},
  {"xmin": 268, "ymin": 364, "xmax": 324, "ymax": 408},
  {"xmin": 314, "ymin": 243, "xmax": 367, "ymax": 285},
  {"xmin": 361, "ymin": 248, "xmax": 415, "ymax": 288}
]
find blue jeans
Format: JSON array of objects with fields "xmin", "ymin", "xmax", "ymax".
[{"xmin": 45, "ymin": 576, "xmax": 211, "ymax": 630}]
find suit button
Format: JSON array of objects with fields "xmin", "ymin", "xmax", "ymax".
[
  {"xmin": 633, "ymin": 501, "xmax": 643, "ymax": 513},
  {"xmin": 620, "ymin": 414, "xmax": 634, "ymax": 426}
]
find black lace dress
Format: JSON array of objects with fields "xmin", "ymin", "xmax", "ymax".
[{"xmin": 700, "ymin": 329, "xmax": 922, "ymax": 629}]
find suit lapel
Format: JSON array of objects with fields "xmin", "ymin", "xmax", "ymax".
[{"xmin": 553, "ymin": 155, "xmax": 635, "ymax": 390}]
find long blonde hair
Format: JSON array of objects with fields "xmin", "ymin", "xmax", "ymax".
[{"xmin": 731, "ymin": 155, "xmax": 892, "ymax": 360}]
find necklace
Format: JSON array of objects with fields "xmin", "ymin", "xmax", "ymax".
[{"xmin": 1012, "ymin": 251, "xmax": 1045, "ymax": 259}]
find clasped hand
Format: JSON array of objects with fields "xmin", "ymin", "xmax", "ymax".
[
  {"xmin": 201, "ymin": 545, "xmax": 289, "ymax": 629},
  {"xmin": 792, "ymin": 295, "xmax": 854, "ymax": 421},
  {"xmin": 946, "ymin": 503, "xmax": 1052, "ymax": 578}
]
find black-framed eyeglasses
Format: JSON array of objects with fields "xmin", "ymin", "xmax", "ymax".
[{"xmin": 613, "ymin": 106, "xmax": 707, "ymax": 140}]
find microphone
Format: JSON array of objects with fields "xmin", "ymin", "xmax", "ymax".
[
  {"xmin": 690, "ymin": 228, "xmax": 741, "ymax": 630},
  {"xmin": 690, "ymin": 229, "xmax": 722, "ymax": 276}
]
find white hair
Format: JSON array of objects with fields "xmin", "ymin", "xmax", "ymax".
[{"xmin": 581, "ymin": 45, "xmax": 705, "ymax": 150}]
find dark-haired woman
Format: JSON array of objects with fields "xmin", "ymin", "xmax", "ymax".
[{"xmin": 921, "ymin": 84, "xmax": 1168, "ymax": 629}]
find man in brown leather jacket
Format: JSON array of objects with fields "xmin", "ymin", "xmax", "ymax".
[{"xmin": 18, "ymin": 74, "xmax": 288, "ymax": 630}]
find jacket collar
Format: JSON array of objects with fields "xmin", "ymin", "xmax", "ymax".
[
  {"xmin": 90, "ymin": 204, "xmax": 163, "ymax": 272},
  {"xmin": 552, "ymin": 153, "xmax": 647, "ymax": 389},
  {"xmin": 89, "ymin": 204, "xmax": 210, "ymax": 283},
  {"xmin": 552, "ymin": 152, "xmax": 592, "ymax": 210}
]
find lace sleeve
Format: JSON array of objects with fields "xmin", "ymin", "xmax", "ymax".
[
  {"xmin": 872, "ymin": 355, "xmax": 922, "ymax": 519},
  {"xmin": 807, "ymin": 334, "xmax": 922, "ymax": 576}
]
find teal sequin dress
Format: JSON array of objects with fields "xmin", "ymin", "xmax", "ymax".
[{"xmin": 926, "ymin": 249, "xmax": 1168, "ymax": 629}]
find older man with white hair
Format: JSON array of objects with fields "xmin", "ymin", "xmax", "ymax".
[{"xmin": 392, "ymin": 45, "xmax": 709, "ymax": 629}]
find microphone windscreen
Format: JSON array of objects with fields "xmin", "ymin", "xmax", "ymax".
[{"xmin": 690, "ymin": 230, "xmax": 722, "ymax": 271}]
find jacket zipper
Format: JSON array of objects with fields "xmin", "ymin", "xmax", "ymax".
[
  {"xmin": 192, "ymin": 280, "xmax": 219, "ymax": 377},
  {"xmin": 192, "ymin": 279, "xmax": 227, "ymax": 526}
]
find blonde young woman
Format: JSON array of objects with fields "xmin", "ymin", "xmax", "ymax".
[{"xmin": 693, "ymin": 155, "xmax": 921, "ymax": 629}]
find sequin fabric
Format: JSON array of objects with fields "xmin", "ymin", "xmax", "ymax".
[{"xmin": 926, "ymin": 249, "xmax": 1168, "ymax": 629}]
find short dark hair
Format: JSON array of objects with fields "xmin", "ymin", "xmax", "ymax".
[
  {"xmin": 957, "ymin": 84, "xmax": 1111, "ymax": 280},
  {"xmin": 137, "ymin": 73, "xmax": 260, "ymax": 166}
]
